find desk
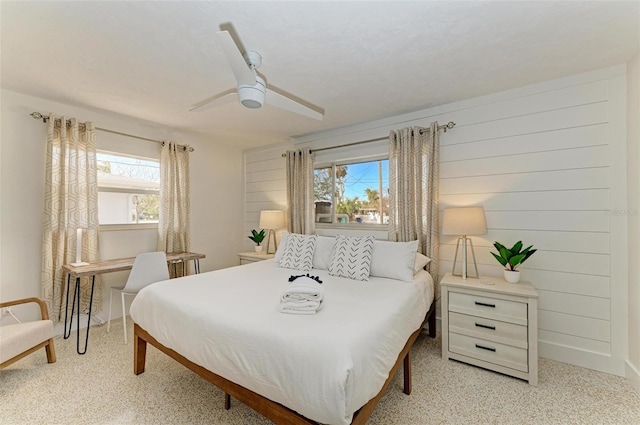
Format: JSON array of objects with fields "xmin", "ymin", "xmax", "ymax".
[{"xmin": 62, "ymin": 252, "xmax": 205, "ymax": 354}]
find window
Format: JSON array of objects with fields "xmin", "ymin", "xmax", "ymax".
[
  {"xmin": 314, "ymin": 159, "xmax": 389, "ymax": 226},
  {"xmin": 97, "ymin": 152, "xmax": 160, "ymax": 225}
]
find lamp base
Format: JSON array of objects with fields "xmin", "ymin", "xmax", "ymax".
[
  {"xmin": 264, "ymin": 229, "xmax": 278, "ymax": 254},
  {"xmin": 451, "ymin": 236, "xmax": 480, "ymax": 279}
]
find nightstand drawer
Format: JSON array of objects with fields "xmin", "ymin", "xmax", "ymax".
[
  {"xmin": 449, "ymin": 311, "xmax": 528, "ymax": 349},
  {"xmin": 449, "ymin": 292, "xmax": 527, "ymax": 325},
  {"xmin": 449, "ymin": 332, "xmax": 528, "ymax": 373}
]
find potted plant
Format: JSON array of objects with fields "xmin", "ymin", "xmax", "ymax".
[
  {"xmin": 490, "ymin": 241, "xmax": 537, "ymax": 283},
  {"xmin": 248, "ymin": 229, "xmax": 266, "ymax": 253}
]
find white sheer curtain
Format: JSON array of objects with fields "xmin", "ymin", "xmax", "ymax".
[
  {"xmin": 41, "ymin": 115, "xmax": 100, "ymax": 320},
  {"xmin": 285, "ymin": 148, "xmax": 315, "ymax": 235},
  {"xmin": 388, "ymin": 123, "xmax": 440, "ymax": 286},
  {"xmin": 157, "ymin": 141, "xmax": 191, "ymax": 274}
]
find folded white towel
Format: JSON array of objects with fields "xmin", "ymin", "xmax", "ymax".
[
  {"xmin": 279, "ymin": 299, "xmax": 323, "ymax": 315},
  {"xmin": 280, "ymin": 276, "xmax": 324, "ymax": 303}
]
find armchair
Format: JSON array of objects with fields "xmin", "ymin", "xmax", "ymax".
[{"xmin": 0, "ymin": 297, "xmax": 56, "ymax": 369}]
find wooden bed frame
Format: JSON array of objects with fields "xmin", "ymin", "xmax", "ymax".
[{"xmin": 133, "ymin": 299, "xmax": 436, "ymax": 425}]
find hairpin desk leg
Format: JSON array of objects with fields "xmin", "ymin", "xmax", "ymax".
[{"xmin": 76, "ymin": 275, "xmax": 95, "ymax": 355}]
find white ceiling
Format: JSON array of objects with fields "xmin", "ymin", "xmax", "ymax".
[{"xmin": 2, "ymin": 1, "xmax": 638, "ymax": 149}]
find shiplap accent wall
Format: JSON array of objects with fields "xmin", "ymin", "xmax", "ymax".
[
  {"xmin": 243, "ymin": 65, "xmax": 629, "ymax": 375},
  {"xmin": 244, "ymin": 142, "xmax": 292, "ymax": 252},
  {"xmin": 438, "ymin": 70, "xmax": 627, "ymax": 376}
]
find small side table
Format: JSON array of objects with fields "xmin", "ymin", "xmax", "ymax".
[
  {"xmin": 237, "ymin": 252, "xmax": 275, "ymax": 265},
  {"xmin": 440, "ymin": 272, "xmax": 539, "ymax": 385}
]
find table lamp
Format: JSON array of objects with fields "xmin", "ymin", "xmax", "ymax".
[
  {"xmin": 442, "ymin": 207, "xmax": 487, "ymax": 279},
  {"xmin": 259, "ymin": 210, "xmax": 285, "ymax": 254}
]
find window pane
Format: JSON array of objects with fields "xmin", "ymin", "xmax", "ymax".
[
  {"xmin": 97, "ymin": 152, "xmax": 159, "ymax": 190},
  {"xmin": 313, "ymin": 159, "xmax": 389, "ymax": 225},
  {"xmin": 98, "ymin": 193, "xmax": 159, "ymax": 224},
  {"xmin": 97, "ymin": 152, "xmax": 160, "ymax": 225},
  {"xmin": 314, "ymin": 167, "xmax": 332, "ymax": 223},
  {"xmin": 340, "ymin": 160, "xmax": 388, "ymax": 224}
]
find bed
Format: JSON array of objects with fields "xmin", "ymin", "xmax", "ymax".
[{"xmin": 130, "ymin": 243, "xmax": 436, "ymax": 425}]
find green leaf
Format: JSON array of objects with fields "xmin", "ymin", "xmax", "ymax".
[
  {"xmin": 499, "ymin": 247, "xmax": 512, "ymax": 261},
  {"xmin": 510, "ymin": 241, "xmax": 523, "ymax": 255},
  {"xmin": 522, "ymin": 248, "xmax": 537, "ymax": 264},
  {"xmin": 491, "ymin": 252, "xmax": 507, "ymax": 267},
  {"xmin": 509, "ymin": 253, "xmax": 526, "ymax": 267},
  {"xmin": 494, "ymin": 241, "xmax": 507, "ymax": 252}
]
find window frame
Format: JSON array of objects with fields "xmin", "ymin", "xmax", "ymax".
[
  {"xmin": 96, "ymin": 150, "xmax": 160, "ymax": 231},
  {"xmin": 313, "ymin": 154, "xmax": 390, "ymax": 230}
]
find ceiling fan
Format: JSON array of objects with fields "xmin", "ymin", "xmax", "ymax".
[{"xmin": 189, "ymin": 29, "xmax": 324, "ymax": 120}]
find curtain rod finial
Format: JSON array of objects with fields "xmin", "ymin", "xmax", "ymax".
[
  {"xmin": 30, "ymin": 112, "xmax": 46, "ymax": 122},
  {"xmin": 444, "ymin": 121, "xmax": 456, "ymax": 132}
]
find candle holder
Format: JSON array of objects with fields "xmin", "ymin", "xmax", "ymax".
[{"xmin": 70, "ymin": 228, "xmax": 90, "ymax": 267}]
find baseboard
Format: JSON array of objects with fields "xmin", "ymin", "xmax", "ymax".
[
  {"xmin": 626, "ymin": 360, "xmax": 640, "ymax": 395},
  {"xmin": 539, "ymin": 341, "xmax": 625, "ymax": 376}
]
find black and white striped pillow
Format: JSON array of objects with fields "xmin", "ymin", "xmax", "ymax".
[
  {"xmin": 278, "ymin": 234, "xmax": 317, "ymax": 272},
  {"xmin": 328, "ymin": 235, "xmax": 375, "ymax": 281}
]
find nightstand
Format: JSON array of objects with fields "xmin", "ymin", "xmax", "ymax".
[
  {"xmin": 237, "ymin": 252, "xmax": 275, "ymax": 265},
  {"xmin": 440, "ymin": 272, "xmax": 539, "ymax": 385}
]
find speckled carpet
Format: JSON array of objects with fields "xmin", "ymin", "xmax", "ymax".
[{"xmin": 1, "ymin": 319, "xmax": 639, "ymax": 424}]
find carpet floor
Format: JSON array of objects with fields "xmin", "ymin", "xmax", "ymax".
[{"xmin": 1, "ymin": 319, "xmax": 639, "ymax": 424}]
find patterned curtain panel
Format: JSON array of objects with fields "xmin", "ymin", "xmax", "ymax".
[
  {"xmin": 388, "ymin": 123, "xmax": 440, "ymax": 289},
  {"xmin": 285, "ymin": 148, "xmax": 315, "ymax": 235},
  {"xmin": 157, "ymin": 141, "xmax": 191, "ymax": 276},
  {"xmin": 41, "ymin": 115, "xmax": 100, "ymax": 321}
]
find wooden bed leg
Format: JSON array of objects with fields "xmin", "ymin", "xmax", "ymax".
[
  {"xmin": 134, "ymin": 325, "xmax": 147, "ymax": 375},
  {"xmin": 403, "ymin": 350, "xmax": 412, "ymax": 395},
  {"xmin": 224, "ymin": 393, "xmax": 231, "ymax": 410},
  {"xmin": 428, "ymin": 306, "xmax": 436, "ymax": 338}
]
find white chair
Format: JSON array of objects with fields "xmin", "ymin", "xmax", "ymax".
[{"xmin": 107, "ymin": 252, "xmax": 170, "ymax": 344}]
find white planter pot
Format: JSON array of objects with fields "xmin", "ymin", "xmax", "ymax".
[
  {"xmin": 254, "ymin": 245, "xmax": 263, "ymax": 253},
  {"xmin": 503, "ymin": 270, "xmax": 521, "ymax": 283}
]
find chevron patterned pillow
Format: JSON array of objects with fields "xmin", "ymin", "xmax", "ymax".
[
  {"xmin": 278, "ymin": 233, "xmax": 317, "ymax": 272},
  {"xmin": 328, "ymin": 235, "xmax": 375, "ymax": 281}
]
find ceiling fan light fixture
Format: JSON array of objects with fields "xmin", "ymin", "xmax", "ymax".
[{"xmin": 238, "ymin": 75, "xmax": 266, "ymax": 109}]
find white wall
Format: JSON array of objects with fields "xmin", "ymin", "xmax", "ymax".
[
  {"xmin": 244, "ymin": 65, "xmax": 632, "ymax": 377},
  {"xmin": 627, "ymin": 51, "xmax": 640, "ymax": 392},
  {"xmin": 243, "ymin": 141, "xmax": 292, "ymax": 253},
  {"xmin": 0, "ymin": 89, "xmax": 245, "ymax": 328}
]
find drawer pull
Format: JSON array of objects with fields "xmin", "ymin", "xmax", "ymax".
[
  {"xmin": 475, "ymin": 322, "xmax": 496, "ymax": 330},
  {"xmin": 474, "ymin": 301, "xmax": 496, "ymax": 308},
  {"xmin": 475, "ymin": 344, "xmax": 496, "ymax": 352}
]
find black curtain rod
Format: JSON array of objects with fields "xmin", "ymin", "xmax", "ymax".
[{"xmin": 282, "ymin": 121, "xmax": 455, "ymax": 157}]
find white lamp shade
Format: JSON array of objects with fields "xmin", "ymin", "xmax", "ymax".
[
  {"xmin": 442, "ymin": 207, "xmax": 487, "ymax": 236},
  {"xmin": 259, "ymin": 210, "xmax": 285, "ymax": 229}
]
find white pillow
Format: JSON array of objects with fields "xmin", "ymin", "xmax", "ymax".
[
  {"xmin": 370, "ymin": 240, "xmax": 419, "ymax": 282},
  {"xmin": 414, "ymin": 252, "xmax": 432, "ymax": 273},
  {"xmin": 312, "ymin": 235, "xmax": 336, "ymax": 270},
  {"xmin": 328, "ymin": 235, "xmax": 375, "ymax": 281},
  {"xmin": 274, "ymin": 231, "xmax": 289, "ymax": 262},
  {"xmin": 278, "ymin": 233, "xmax": 317, "ymax": 272}
]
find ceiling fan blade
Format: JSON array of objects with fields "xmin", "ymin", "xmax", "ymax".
[
  {"xmin": 266, "ymin": 87, "xmax": 324, "ymax": 120},
  {"xmin": 216, "ymin": 30, "xmax": 256, "ymax": 86},
  {"xmin": 189, "ymin": 89, "xmax": 237, "ymax": 112}
]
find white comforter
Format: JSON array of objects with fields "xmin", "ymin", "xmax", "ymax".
[{"xmin": 130, "ymin": 259, "xmax": 433, "ymax": 425}]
